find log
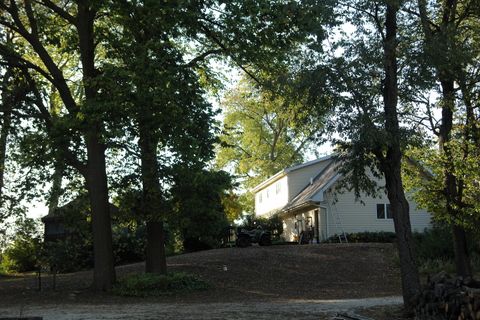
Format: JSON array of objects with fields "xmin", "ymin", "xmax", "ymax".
[{"xmin": 415, "ymin": 272, "xmax": 480, "ymax": 320}]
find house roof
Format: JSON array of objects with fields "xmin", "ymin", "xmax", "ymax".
[
  {"xmin": 251, "ymin": 154, "xmax": 333, "ymax": 193},
  {"xmin": 282, "ymin": 160, "xmax": 341, "ymax": 213}
]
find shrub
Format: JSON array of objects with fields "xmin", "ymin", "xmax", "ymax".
[
  {"xmin": 41, "ymin": 238, "xmax": 93, "ymax": 273},
  {"xmin": 323, "ymin": 231, "xmax": 396, "ymax": 243},
  {"xmin": 418, "ymin": 258, "xmax": 455, "ymax": 275},
  {"xmin": 112, "ymin": 225, "xmax": 146, "ymax": 265},
  {"xmin": 413, "ymin": 226, "xmax": 454, "ymax": 261},
  {"xmin": 413, "ymin": 225, "xmax": 480, "ymax": 275},
  {"xmin": 113, "ymin": 272, "xmax": 209, "ymax": 297},
  {"xmin": 239, "ymin": 214, "xmax": 284, "ymax": 240},
  {"xmin": 170, "ymin": 170, "xmax": 232, "ymax": 252},
  {"xmin": 1, "ymin": 218, "xmax": 42, "ymax": 273}
]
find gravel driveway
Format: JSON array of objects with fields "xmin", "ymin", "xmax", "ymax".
[{"xmin": 0, "ymin": 297, "xmax": 403, "ymax": 320}]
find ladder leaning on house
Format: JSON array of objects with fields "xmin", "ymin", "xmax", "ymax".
[{"xmin": 329, "ymin": 201, "xmax": 348, "ymax": 243}]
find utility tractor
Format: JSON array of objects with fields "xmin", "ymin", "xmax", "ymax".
[{"xmin": 235, "ymin": 227, "xmax": 272, "ymax": 248}]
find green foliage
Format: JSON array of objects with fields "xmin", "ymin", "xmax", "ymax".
[
  {"xmin": 413, "ymin": 226, "xmax": 455, "ymax": 261},
  {"xmin": 239, "ymin": 213, "xmax": 283, "ymax": 240},
  {"xmin": 404, "ymin": 140, "xmax": 480, "ymax": 230},
  {"xmin": 112, "ymin": 224, "xmax": 146, "ymax": 265},
  {"xmin": 323, "ymin": 231, "xmax": 396, "ymax": 243},
  {"xmin": 418, "ymin": 258, "xmax": 455, "ymax": 275},
  {"xmin": 171, "ymin": 169, "xmax": 232, "ymax": 252},
  {"xmin": 217, "ymin": 77, "xmax": 329, "ymax": 212},
  {"xmin": 41, "ymin": 238, "xmax": 93, "ymax": 273},
  {"xmin": 1, "ymin": 217, "xmax": 41, "ymax": 273},
  {"xmin": 412, "ymin": 226, "xmax": 480, "ymax": 275},
  {"xmin": 113, "ymin": 272, "xmax": 209, "ymax": 297}
]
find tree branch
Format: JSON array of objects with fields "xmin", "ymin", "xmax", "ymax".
[
  {"xmin": 185, "ymin": 49, "xmax": 222, "ymax": 67},
  {"xmin": 200, "ymin": 24, "xmax": 263, "ymax": 86},
  {"xmin": 34, "ymin": 0, "xmax": 77, "ymax": 25}
]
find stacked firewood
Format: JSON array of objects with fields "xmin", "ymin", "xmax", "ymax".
[{"xmin": 415, "ymin": 272, "xmax": 480, "ymax": 320}]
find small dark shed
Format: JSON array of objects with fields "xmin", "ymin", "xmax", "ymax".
[{"xmin": 41, "ymin": 198, "xmax": 118, "ymax": 242}]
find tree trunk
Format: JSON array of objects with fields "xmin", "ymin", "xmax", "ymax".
[
  {"xmin": 418, "ymin": 0, "xmax": 472, "ymax": 279},
  {"xmin": 439, "ymin": 80, "xmax": 472, "ymax": 279},
  {"xmin": 145, "ymin": 220, "xmax": 167, "ymax": 274},
  {"xmin": 77, "ymin": 2, "xmax": 116, "ymax": 290},
  {"xmin": 452, "ymin": 225, "xmax": 472, "ymax": 278},
  {"xmin": 139, "ymin": 113, "xmax": 167, "ymax": 274},
  {"xmin": 0, "ymin": 69, "xmax": 13, "ymax": 204},
  {"xmin": 383, "ymin": 165, "xmax": 421, "ymax": 311},
  {"xmin": 85, "ymin": 130, "xmax": 115, "ymax": 291},
  {"xmin": 48, "ymin": 158, "xmax": 63, "ymax": 215},
  {"xmin": 381, "ymin": 2, "xmax": 420, "ymax": 313}
]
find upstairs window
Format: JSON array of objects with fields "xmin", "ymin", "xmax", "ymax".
[
  {"xmin": 258, "ymin": 193, "xmax": 263, "ymax": 203},
  {"xmin": 377, "ymin": 203, "xmax": 393, "ymax": 219},
  {"xmin": 276, "ymin": 182, "xmax": 281, "ymax": 194}
]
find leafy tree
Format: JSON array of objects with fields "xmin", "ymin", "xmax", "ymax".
[
  {"xmin": 217, "ymin": 77, "xmax": 330, "ymax": 212},
  {"xmin": 106, "ymin": 0, "xmax": 337, "ymax": 272},
  {"xmin": 170, "ymin": 168, "xmax": 232, "ymax": 252},
  {"xmin": 0, "ymin": 1, "xmax": 117, "ymax": 290},
  {"xmin": 328, "ymin": 1, "xmax": 423, "ymax": 311},
  {"xmin": 410, "ymin": 0, "xmax": 480, "ymax": 278},
  {"xmin": 104, "ymin": 0, "xmax": 222, "ymax": 274},
  {"xmin": 1, "ymin": 216, "xmax": 41, "ymax": 272}
]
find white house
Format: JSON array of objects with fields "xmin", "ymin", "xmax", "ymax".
[{"xmin": 252, "ymin": 155, "xmax": 431, "ymax": 242}]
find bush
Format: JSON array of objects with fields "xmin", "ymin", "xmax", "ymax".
[
  {"xmin": 413, "ymin": 226, "xmax": 454, "ymax": 261},
  {"xmin": 413, "ymin": 225, "xmax": 480, "ymax": 275},
  {"xmin": 113, "ymin": 272, "xmax": 209, "ymax": 297},
  {"xmin": 239, "ymin": 214, "xmax": 284, "ymax": 240},
  {"xmin": 112, "ymin": 224, "xmax": 146, "ymax": 265},
  {"xmin": 418, "ymin": 258, "xmax": 455, "ymax": 275},
  {"xmin": 1, "ymin": 218, "xmax": 42, "ymax": 273},
  {"xmin": 41, "ymin": 238, "xmax": 93, "ymax": 273},
  {"xmin": 323, "ymin": 231, "xmax": 396, "ymax": 243},
  {"xmin": 170, "ymin": 170, "xmax": 232, "ymax": 253}
]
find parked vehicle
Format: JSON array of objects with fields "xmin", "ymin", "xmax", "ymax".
[{"xmin": 236, "ymin": 226, "xmax": 272, "ymax": 248}]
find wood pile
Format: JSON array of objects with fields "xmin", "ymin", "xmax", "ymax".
[{"xmin": 415, "ymin": 272, "xmax": 480, "ymax": 320}]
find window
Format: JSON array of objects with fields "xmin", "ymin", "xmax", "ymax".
[
  {"xmin": 386, "ymin": 204, "xmax": 393, "ymax": 219},
  {"xmin": 376, "ymin": 204, "xmax": 385, "ymax": 219},
  {"xmin": 266, "ymin": 189, "xmax": 270, "ymax": 198},
  {"xmin": 276, "ymin": 182, "xmax": 281, "ymax": 194},
  {"xmin": 377, "ymin": 204, "xmax": 393, "ymax": 219},
  {"xmin": 258, "ymin": 193, "xmax": 263, "ymax": 203}
]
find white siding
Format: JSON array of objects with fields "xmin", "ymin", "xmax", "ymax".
[
  {"xmin": 287, "ymin": 159, "xmax": 332, "ymax": 201},
  {"xmin": 281, "ymin": 210, "xmax": 316, "ymax": 242},
  {"xmin": 322, "ymin": 186, "xmax": 431, "ymax": 238},
  {"xmin": 255, "ymin": 176, "xmax": 288, "ymax": 217}
]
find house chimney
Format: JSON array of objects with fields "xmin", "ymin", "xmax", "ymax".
[{"xmin": 310, "ymin": 177, "xmax": 313, "ymax": 185}]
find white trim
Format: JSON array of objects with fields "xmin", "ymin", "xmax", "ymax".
[
  {"xmin": 251, "ymin": 154, "xmax": 333, "ymax": 193},
  {"xmin": 251, "ymin": 171, "xmax": 286, "ymax": 193},
  {"xmin": 322, "ymin": 173, "xmax": 342, "ymax": 194},
  {"xmin": 319, "ymin": 205, "xmax": 329, "ymax": 239},
  {"xmin": 310, "ymin": 173, "xmax": 342, "ymax": 203}
]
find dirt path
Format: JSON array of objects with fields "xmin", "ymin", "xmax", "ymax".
[{"xmin": 0, "ymin": 296, "xmax": 403, "ymax": 320}]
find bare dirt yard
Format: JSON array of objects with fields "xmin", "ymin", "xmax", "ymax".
[{"xmin": 0, "ymin": 243, "xmax": 406, "ymax": 319}]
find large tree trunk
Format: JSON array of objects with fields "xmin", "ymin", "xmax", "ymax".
[
  {"xmin": 452, "ymin": 224, "xmax": 472, "ymax": 278},
  {"xmin": 139, "ymin": 115, "xmax": 167, "ymax": 274},
  {"xmin": 77, "ymin": 2, "xmax": 116, "ymax": 290},
  {"xmin": 145, "ymin": 220, "xmax": 167, "ymax": 274},
  {"xmin": 381, "ymin": 2, "xmax": 420, "ymax": 313},
  {"xmin": 85, "ymin": 130, "xmax": 115, "ymax": 290},
  {"xmin": 439, "ymin": 80, "xmax": 472, "ymax": 279},
  {"xmin": 418, "ymin": 0, "xmax": 473, "ymax": 279},
  {"xmin": 0, "ymin": 69, "xmax": 13, "ymax": 204}
]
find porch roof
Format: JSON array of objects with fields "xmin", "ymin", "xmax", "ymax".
[{"xmin": 282, "ymin": 161, "xmax": 341, "ymax": 214}]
